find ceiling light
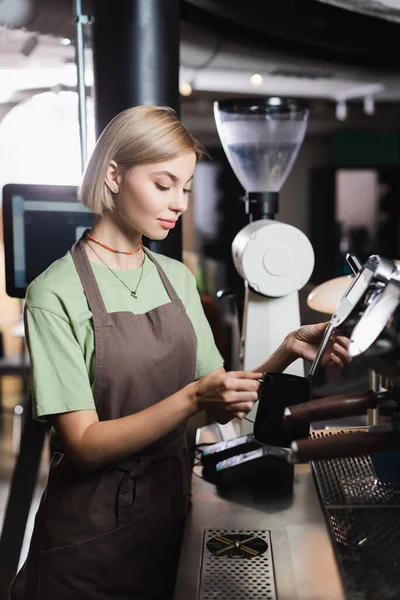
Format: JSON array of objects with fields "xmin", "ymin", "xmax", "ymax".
[
  {"xmin": 250, "ymin": 73, "xmax": 263, "ymax": 86},
  {"xmin": 364, "ymin": 95, "xmax": 375, "ymax": 115},
  {"xmin": 179, "ymin": 81, "xmax": 193, "ymax": 96},
  {"xmin": 336, "ymin": 100, "xmax": 347, "ymax": 121},
  {"xmin": 61, "ymin": 38, "xmax": 72, "ymax": 46}
]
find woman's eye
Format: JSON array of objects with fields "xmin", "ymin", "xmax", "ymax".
[
  {"xmin": 183, "ymin": 188, "xmax": 193, "ymax": 195},
  {"xmin": 155, "ymin": 183, "xmax": 170, "ymax": 191}
]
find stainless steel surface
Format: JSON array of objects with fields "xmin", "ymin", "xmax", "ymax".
[
  {"xmin": 370, "ymin": 370, "xmax": 383, "ymax": 393},
  {"xmin": 74, "ymin": 0, "xmax": 88, "ymax": 172},
  {"xmin": 346, "ymin": 252, "xmax": 363, "ymax": 275},
  {"xmin": 349, "ymin": 278, "xmax": 400, "ymax": 357},
  {"xmin": 199, "ymin": 529, "xmax": 276, "ymax": 600},
  {"xmin": 308, "ymin": 322, "xmax": 334, "ymax": 379},
  {"xmin": 308, "ymin": 257, "xmax": 394, "ymax": 382},
  {"xmin": 286, "ymin": 524, "xmax": 343, "ymax": 600},
  {"xmin": 368, "ymin": 370, "xmax": 383, "ymax": 426},
  {"xmin": 174, "ymin": 464, "xmax": 345, "ymax": 600},
  {"xmin": 367, "ymin": 407, "xmax": 380, "ymax": 426},
  {"xmin": 311, "ymin": 432, "xmax": 400, "ymax": 599}
]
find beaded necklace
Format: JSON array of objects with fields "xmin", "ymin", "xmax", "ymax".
[{"xmin": 86, "ymin": 231, "xmax": 142, "ymax": 255}]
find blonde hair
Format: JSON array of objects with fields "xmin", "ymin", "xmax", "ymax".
[{"xmin": 79, "ymin": 105, "xmax": 205, "ymax": 215}]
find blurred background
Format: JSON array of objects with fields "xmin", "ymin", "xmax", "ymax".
[{"xmin": 2, "ymin": 0, "xmax": 400, "ymax": 565}]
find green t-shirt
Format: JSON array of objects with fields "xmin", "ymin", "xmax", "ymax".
[{"xmin": 25, "ymin": 249, "xmax": 224, "ymax": 420}]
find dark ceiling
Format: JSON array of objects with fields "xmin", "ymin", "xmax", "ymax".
[{"xmin": 181, "ymin": 0, "xmax": 400, "ymax": 70}]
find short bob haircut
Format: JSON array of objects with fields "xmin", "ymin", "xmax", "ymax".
[{"xmin": 79, "ymin": 105, "xmax": 206, "ymax": 215}]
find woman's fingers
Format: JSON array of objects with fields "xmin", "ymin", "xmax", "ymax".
[
  {"xmin": 219, "ymin": 372, "xmax": 263, "ymax": 407},
  {"xmin": 233, "ymin": 413, "xmax": 246, "ymax": 420},
  {"xmin": 196, "ymin": 369, "xmax": 263, "ymax": 414},
  {"xmin": 327, "ymin": 353, "xmax": 343, "ymax": 368},
  {"xmin": 227, "ymin": 371, "xmax": 264, "ymax": 380},
  {"xmin": 232, "ymin": 411, "xmax": 252, "ymax": 420},
  {"xmin": 225, "ymin": 401, "xmax": 255, "ymax": 412},
  {"xmin": 335, "ymin": 343, "xmax": 352, "ymax": 362},
  {"xmin": 224, "ymin": 390, "xmax": 259, "ymax": 405},
  {"xmin": 223, "ymin": 375, "xmax": 261, "ymax": 396},
  {"xmin": 208, "ymin": 400, "xmax": 256, "ymax": 423},
  {"xmin": 330, "ymin": 342, "xmax": 352, "ymax": 364},
  {"xmin": 332, "ymin": 333, "xmax": 351, "ymax": 349}
]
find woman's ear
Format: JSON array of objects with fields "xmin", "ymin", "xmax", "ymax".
[{"xmin": 105, "ymin": 160, "xmax": 121, "ymax": 194}]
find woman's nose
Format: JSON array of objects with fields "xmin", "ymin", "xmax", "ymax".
[{"xmin": 169, "ymin": 191, "xmax": 188, "ymax": 213}]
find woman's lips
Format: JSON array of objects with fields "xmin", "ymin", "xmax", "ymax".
[{"xmin": 158, "ymin": 219, "xmax": 176, "ymax": 229}]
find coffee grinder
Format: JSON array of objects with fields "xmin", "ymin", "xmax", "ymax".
[{"xmin": 214, "ymin": 98, "xmax": 315, "ymax": 431}]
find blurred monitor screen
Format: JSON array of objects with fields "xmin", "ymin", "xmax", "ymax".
[{"xmin": 2, "ymin": 184, "xmax": 94, "ymax": 298}]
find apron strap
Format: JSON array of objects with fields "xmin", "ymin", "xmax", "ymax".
[
  {"xmin": 71, "ymin": 234, "xmax": 180, "ymax": 322},
  {"xmin": 71, "ymin": 233, "xmax": 111, "ymax": 327},
  {"xmin": 143, "ymin": 247, "xmax": 179, "ymax": 302},
  {"xmin": 114, "ymin": 432, "xmax": 187, "ymax": 527}
]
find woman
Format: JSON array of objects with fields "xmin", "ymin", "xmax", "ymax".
[{"xmin": 10, "ymin": 106, "xmax": 350, "ymax": 600}]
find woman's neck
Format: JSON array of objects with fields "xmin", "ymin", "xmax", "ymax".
[{"xmin": 86, "ymin": 215, "xmax": 144, "ymax": 270}]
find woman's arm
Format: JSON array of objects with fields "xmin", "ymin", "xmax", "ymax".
[
  {"xmin": 252, "ymin": 338, "xmax": 295, "ymax": 374},
  {"xmin": 252, "ymin": 321, "xmax": 351, "ymax": 374},
  {"xmin": 54, "ymin": 367, "xmax": 262, "ymax": 471},
  {"xmin": 54, "ymin": 387, "xmax": 196, "ymax": 471}
]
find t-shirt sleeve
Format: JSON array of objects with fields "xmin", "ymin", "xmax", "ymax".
[
  {"xmin": 183, "ymin": 269, "xmax": 224, "ymax": 379},
  {"xmin": 25, "ymin": 305, "xmax": 96, "ymax": 420}
]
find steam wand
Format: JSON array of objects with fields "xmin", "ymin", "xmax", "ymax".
[{"xmin": 307, "ymin": 252, "xmax": 363, "ymax": 384}]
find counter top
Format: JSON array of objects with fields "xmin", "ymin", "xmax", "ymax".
[{"xmin": 173, "ymin": 463, "xmax": 345, "ymax": 600}]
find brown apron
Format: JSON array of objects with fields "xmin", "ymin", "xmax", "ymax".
[{"xmin": 10, "ymin": 239, "xmax": 197, "ymax": 600}]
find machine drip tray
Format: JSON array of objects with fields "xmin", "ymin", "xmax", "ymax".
[
  {"xmin": 311, "ymin": 430, "xmax": 400, "ymax": 599},
  {"xmin": 199, "ymin": 529, "xmax": 277, "ymax": 600}
]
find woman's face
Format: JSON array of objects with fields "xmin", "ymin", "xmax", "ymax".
[{"xmin": 109, "ymin": 152, "xmax": 196, "ymax": 240}]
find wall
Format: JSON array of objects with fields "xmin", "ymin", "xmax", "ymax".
[
  {"xmin": 279, "ymin": 134, "xmax": 333, "ymax": 237},
  {"xmin": 336, "ymin": 169, "xmax": 378, "ymax": 240}
]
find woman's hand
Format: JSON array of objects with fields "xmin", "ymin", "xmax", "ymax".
[
  {"xmin": 193, "ymin": 368, "xmax": 263, "ymax": 423},
  {"xmin": 286, "ymin": 321, "xmax": 351, "ymax": 368}
]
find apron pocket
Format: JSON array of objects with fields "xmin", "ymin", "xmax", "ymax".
[
  {"xmin": 117, "ymin": 468, "xmax": 150, "ymax": 527},
  {"xmin": 39, "ymin": 509, "xmax": 147, "ymax": 557},
  {"xmin": 37, "ymin": 513, "xmax": 148, "ymax": 600},
  {"xmin": 39, "ymin": 467, "xmax": 150, "ymax": 556}
]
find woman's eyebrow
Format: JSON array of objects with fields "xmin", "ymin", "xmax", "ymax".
[
  {"xmin": 152, "ymin": 170, "xmax": 194, "ymax": 184},
  {"xmin": 152, "ymin": 170, "xmax": 177, "ymax": 182}
]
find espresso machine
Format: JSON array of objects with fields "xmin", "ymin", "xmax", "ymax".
[
  {"xmin": 205, "ymin": 256, "xmax": 400, "ymax": 485},
  {"xmin": 282, "ymin": 256, "xmax": 400, "ymax": 469}
]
